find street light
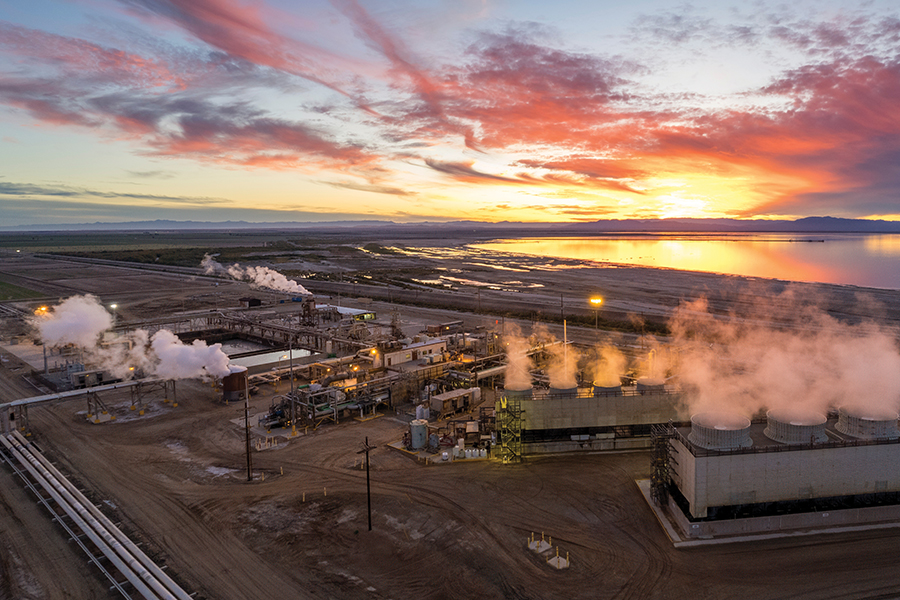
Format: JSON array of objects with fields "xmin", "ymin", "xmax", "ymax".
[
  {"xmin": 110, "ymin": 303, "xmax": 118, "ymax": 327},
  {"xmin": 589, "ymin": 296, "xmax": 603, "ymax": 328}
]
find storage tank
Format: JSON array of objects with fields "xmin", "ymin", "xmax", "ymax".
[
  {"xmin": 222, "ymin": 365, "xmax": 248, "ymax": 402},
  {"xmin": 764, "ymin": 409, "xmax": 828, "ymax": 444},
  {"xmin": 835, "ymin": 407, "xmax": 900, "ymax": 440},
  {"xmin": 410, "ymin": 419, "xmax": 428, "ymax": 450},
  {"xmin": 636, "ymin": 377, "xmax": 666, "ymax": 393},
  {"xmin": 688, "ymin": 412, "xmax": 752, "ymax": 450}
]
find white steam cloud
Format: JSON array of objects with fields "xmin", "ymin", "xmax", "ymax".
[
  {"xmin": 502, "ymin": 323, "xmax": 534, "ymax": 390},
  {"xmin": 669, "ymin": 291, "xmax": 900, "ymax": 420},
  {"xmin": 201, "ymin": 254, "xmax": 311, "ymax": 295},
  {"xmin": 32, "ymin": 295, "xmax": 233, "ymax": 381},
  {"xmin": 34, "ymin": 295, "xmax": 112, "ymax": 348},
  {"xmin": 590, "ymin": 345, "xmax": 627, "ymax": 387}
]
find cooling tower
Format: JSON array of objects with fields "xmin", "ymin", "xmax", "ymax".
[
  {"xmin": 503, "ymin": 385, "xmax": 533, "ymax": 402},
  {"xmin": 835, "ymin": 406, "xmax": 900, "ymax": 440},
  {"xmin": 548, "ymin": 385, "xmax": 578, "ymax": 398},
  {"xmin": 688, "ymin": 412, "xmax": 752, "ymax": 450},
  {"xmin": 592, "ymin": 380, "xmax": 623, "ymax": 396},
  {"xmin": 763, "ymin": 409, "xmax": 828, "ymax": 444},
  {"xmin": 636, "ymin": 377, "xmax": 665, "ymax": 393}
]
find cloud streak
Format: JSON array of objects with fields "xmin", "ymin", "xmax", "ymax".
[{"xmin": 1, "ymin": 3, "xmax": 900, "ymax": 221}]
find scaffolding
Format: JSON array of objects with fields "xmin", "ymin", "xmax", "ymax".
[
  {"xmin": 497, "ymin": 392, "xmax": 524, "ymax": 464},
  {"xmin": 650, "ymin": 422, "xmax": 676, "ymax": 506}
]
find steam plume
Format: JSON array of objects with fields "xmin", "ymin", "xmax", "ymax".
[
  {"xmin": 669, "ymin": 289, "xmax": 900, "ymax": 419},
  {"xmin": 32, "ymin": 295, "xmax": 233, "ymax": 381},
  {"xmin": 201, "ymin": 254, "xmax": 311, "ymax": 295},
  {"xmin": 33, "ymin": 294, "xmax": 112, "ymax": 348},
  {"xmin": 502, "ymin": 323, "xmax": 534, "ymax": 390},
  {"xmin": 590, "ymin": 345, "xmax": 627, "ymax": 387}
]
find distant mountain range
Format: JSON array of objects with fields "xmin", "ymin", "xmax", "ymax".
[{"xmin": 2, "ymin": 216, "xmax": 900, "ymax": 233}]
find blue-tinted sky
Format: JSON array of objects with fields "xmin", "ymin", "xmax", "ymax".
[{"xmin": 2, "ymin": 0, "xmax": 899, "ymax": 225}]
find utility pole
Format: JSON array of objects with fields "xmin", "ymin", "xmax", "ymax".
[
  {"xmin": 289, "ymin": 337, "xmax": 294, "ymax": 396},
  {"xmin": 245, "ymin": 376, "xmax": 252, "ymax": 481},
  {"xmin": 356, "ymin": 437, "xmax": 377, "ymax": 531}
]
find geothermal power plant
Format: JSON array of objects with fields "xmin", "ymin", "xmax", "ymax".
[{"xmin": 2, "ymin": 251, "xmax": 900, "ymax": 598}]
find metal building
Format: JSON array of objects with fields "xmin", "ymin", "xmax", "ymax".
[
  {"xmin": 496, "ymin": 380, "xmax": 685, "ymax": 456},
  {"xmin": 666, "ymin": 408, "xmax": 900, "ymax": 523}
]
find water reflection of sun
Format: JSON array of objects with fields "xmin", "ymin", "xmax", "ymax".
[{"xmin": 864, "ymin": 235, "xmax": 900, "ymax": 256}]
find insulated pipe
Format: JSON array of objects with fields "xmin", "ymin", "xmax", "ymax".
[
  {"xmin": 11, "ymin": 431, "xmax": 193, "ymax": 600},
  {"xmin": 0, "ymin": 435, "xmax": 163, "ymax": 600},
  {"xmin": 4, "ymin": 435, "xmax": 184, "ymax": 600}
]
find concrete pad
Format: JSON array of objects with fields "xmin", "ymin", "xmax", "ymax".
[{"xmin": 547, "ymin": 555, "xmax": 569, "ymax": 569}]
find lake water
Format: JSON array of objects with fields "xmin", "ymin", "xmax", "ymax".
[{"xmin": 474, "ymin": 233, "xmax": 900, "ymax": 290}]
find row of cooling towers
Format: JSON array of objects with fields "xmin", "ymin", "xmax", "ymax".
[
  {"xmin": 503, "ymin": 376, "xmax": 668, "ymax": 399},
  {"xmin": 689, "ymin": 407, "xmax": 900, "ymax": 450}
]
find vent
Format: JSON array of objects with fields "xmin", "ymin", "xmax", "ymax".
[
  {"xmin": 688, "ymin": 412, "xmax": 752, "ymax": 450},
  {"xmin": 764, "ymin": 409, "xmax": 827, "ymax": 444}
]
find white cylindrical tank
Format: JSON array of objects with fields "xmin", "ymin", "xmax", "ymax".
[
  {"xmin": 764, "ymin": 409, "xmax": 827, "ymax": 444},
  {"xmin": 415, "ymin": 404, "xmax": 425, "ymax": 420},
  {"xmin": 688, "ymin": 412, "xmax": 752, "ymax": 450},
  {"xmin": 835, "ymin": 407, "xmax": 900, "ymax": 439},
  {"xmin": 410, "ymin": 419, "xmax": 428, "ymax": 450}
]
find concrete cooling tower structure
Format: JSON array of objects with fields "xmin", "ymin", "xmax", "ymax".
[
  {"xmin": 657, "ymin": 406, "xmax": 900, "ymax": 539},
  {"xmin": 495, "ymin": 378, "xmax": 684, "ymax": 463}
]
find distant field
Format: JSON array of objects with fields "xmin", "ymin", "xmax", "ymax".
[
  {"xmin": 0, "ymin": 230, "xmax": 347, "ymax": 254},
  {"xmin": 0, "ymin": 279, "xmax": 43, "ymax": 300}
]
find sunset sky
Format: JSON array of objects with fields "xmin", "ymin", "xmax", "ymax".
[{"xmin": 1, "ymin": 0, "xmax": 899, "ymax": 226}]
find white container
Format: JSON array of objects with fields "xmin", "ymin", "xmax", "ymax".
[{"xmin": 441, "ymin": 451, "xmax": 449, "ymax": 461}]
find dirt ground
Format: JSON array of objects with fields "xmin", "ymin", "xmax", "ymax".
[
  {"xmin": 5, "ymin": 374, "xmax": 900, "ymax": 600},
  {"xmin": 2, "ymin": 247, "xmax": 900, "ymax": 599}
]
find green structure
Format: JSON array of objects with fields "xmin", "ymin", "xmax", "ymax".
[{"xmin": 496, "ymin": 388, "xmax": 528, "ymax": 464}]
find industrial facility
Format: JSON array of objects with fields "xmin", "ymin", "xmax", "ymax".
[
  {"xmin": 645, "ymin": 407, "xmax": 900, "ymax": 539},
  {"xmin": 3, "ymin": 246, "xmax": 900, "ymax": 600}
]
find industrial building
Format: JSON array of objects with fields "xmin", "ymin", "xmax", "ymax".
[
  {"xmin": 650, "ymin": 407, "xmax": 900, "ymax": 539},
  {"xmin": 495, "ymin": 378, "xmax": 684, "ymax": 463}
]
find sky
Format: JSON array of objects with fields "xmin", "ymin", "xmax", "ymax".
[{"xmin": 1, "ymin": 0, "xmax": 899, "ymax": 226}]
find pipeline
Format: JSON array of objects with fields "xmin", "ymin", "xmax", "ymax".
[
  {"xmin": 0, "ymin": 433, "xmax": 189, "ymax": 599},
  {"xmin": 10, "ymin": 431, "xmax": 194, "ymax": 600}
]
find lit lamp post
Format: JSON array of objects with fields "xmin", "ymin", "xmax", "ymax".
[
  {"xmin": 589, "ymin": 296, "xmax": 603, "ymax": 329},
  {"xmin": 34, "ymin": 306, "xmax": 49, "ymax": 374},
  {"xmin": 110, "ymin": 303, "xmax": 117, "ymax": 327}
]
